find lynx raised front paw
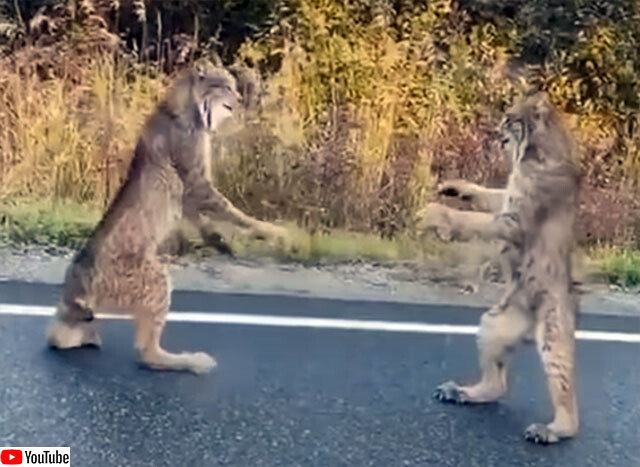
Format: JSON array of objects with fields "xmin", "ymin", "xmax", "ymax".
[
  {"xmin": 252, "ymin": 222, "xmax": 296, "ymax": 251},
  {"xmin": 415, "ymin": 202, "xmax": 455, "ymax": 241}
]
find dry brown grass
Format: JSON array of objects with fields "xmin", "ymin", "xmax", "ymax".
[
  {"xmin": 0, "ymin": 0, "xmax": 638, "ymax": 275},
  {"xmin": 0, "ymin": 57, "xmax": 165, "ymax": 206}
]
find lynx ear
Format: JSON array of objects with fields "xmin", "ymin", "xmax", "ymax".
[
  {"xmin": 532, "ymin": 91, "xmax": 551, "ymax": 106},
  {"xmin": 532, "ymin": 92, "xmax": 552, "ymax": 122},
  {"xmin": 191, "ymin": 68, "xmax": 204, "ymax": 82},
  {"xmin": 192, "ymin": 58, "xmax": 217, "ymax": 77},
  {"xmin": 163, "ymin": 72, "xmax": 192, "ymax": 114},
  {"xmin": 229, "ymin": 64, "xmax": 262, "ymax": 110}
]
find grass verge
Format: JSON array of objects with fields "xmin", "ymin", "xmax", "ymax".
[
  {"xmin": 589, "ymin": 245, "xmax": 640, "ymax": 288},
  {"xmin": 229, "ymin": 223, "xmax": 447, "ymax": 263},
  {"xmin": 0, "ymin": 200, "xmax": 438, "ymax": 263},
  {"xmin": 0, "ymin": 200, "xmax": 100, "ymax": 249},
  {"xmin": 1, "ymin": 200, "xmax": 638, "ymax": 288}
]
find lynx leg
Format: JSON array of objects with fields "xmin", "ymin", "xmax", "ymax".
[
  {"xmin": 434, "ymin": 300, "xmax": 532, "ymax": 404},
  {"xmin": 47, "ymin": 300, "xmax": 102, "ymax": 349},
  {"xmin": 525, "ymin": 296, "xmax": 578, "ymax": 444},
  {"xmin": 438, "ymin": 179, "xmax": 505, "ymax": 212},
  {"xmin": 133, "ymin": 265, "xmax": 217, "ymax": 375}
]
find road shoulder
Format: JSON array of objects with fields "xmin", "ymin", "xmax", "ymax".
[{"xmin": 0, "ymin": 246, "xmax": 638, "ymax": 317}]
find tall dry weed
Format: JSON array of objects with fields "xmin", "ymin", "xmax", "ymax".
[
  {"xmin": 0, "ymin": 0, "xmax": 639, "ymax": 246},
  {"xmin": 0, "ymin": 58, "xmax": 165, "ymax": 206}
]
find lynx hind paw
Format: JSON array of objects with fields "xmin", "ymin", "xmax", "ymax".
[
  {"xmin": 47, "ymin": 320, "xmax": 102, "ymax": 349},
  {"xmin": 433, "ymin": 381, "xmax": 470, "ymax": 404},
  {"xmin": 187, "ymin": 352, "xmax": 218, "ymax": 375},
  {"xmin": 524, "ymin": 423, "xmax": 561, "ymax": 444}
]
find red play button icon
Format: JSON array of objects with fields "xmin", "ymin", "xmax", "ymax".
[{"xmin": 0, "ymin": 449, "xmax": 22, "ymax": 465}]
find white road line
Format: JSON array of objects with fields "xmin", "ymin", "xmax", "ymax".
[{"xmin": 0, "ymin": 303, "xmax": 639, "ymax": 343}]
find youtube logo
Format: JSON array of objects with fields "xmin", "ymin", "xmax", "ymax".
[
  {"xmin": 0, "ymin": 447, "xmax": 69, "ymax": 465},
  {"xmin": 0, "ymin": 449, "xmax": 22, "ymax": 465}
]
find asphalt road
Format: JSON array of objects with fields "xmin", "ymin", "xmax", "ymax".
[{"xmin": 0, "ymin": 281, "xmax": 639, "ymax": 467}]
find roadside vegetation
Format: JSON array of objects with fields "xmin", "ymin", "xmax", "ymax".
[
  {"xmin": 590, "ymin": 245, "xmax": 640, "ymax": 288},
  {"xmin": 0, "ymin": 1, "xmax": 639, "ymax": 286}
]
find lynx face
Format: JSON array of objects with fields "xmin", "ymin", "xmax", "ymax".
[{"xmin": 193, "ymin": 70, "xmax": 240, "ymax": 132}]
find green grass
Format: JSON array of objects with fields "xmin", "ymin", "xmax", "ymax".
[
  {"xmin": 0, "ymin": 201, "xmax": 437, "ymax": 263},
  {"xmin": 590, "ymin": 246, "xmax": 640, "ymax": 287},
  {"xmin": 1, "ymin": 200, "xmax": 639, "ymax": 289},
  {"xmin": 0, "ymin": 200, "xmax": 100, "ymax": 248},
  {"xmin": 229, "ymin": 223, "xmax": 443, "ymax": 263}
]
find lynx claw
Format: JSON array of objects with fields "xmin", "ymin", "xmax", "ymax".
[
  {"xmin": 433, "ymin": 381, "xmax": 470, "ymax": 404},
  {"xmin": 437, "ymin": 182, "xmax": 461, "ymax": 198},
  {"xmin": 524, "ymin": 423, "xmax": 560, "ymax": 444},
  {"xmin": 439, "ymin": 186, "xmax": 461, "ymax": 197},
  {"xmin": 437, "ymin": 179, "xmax": 467, "ymax": 196}
]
